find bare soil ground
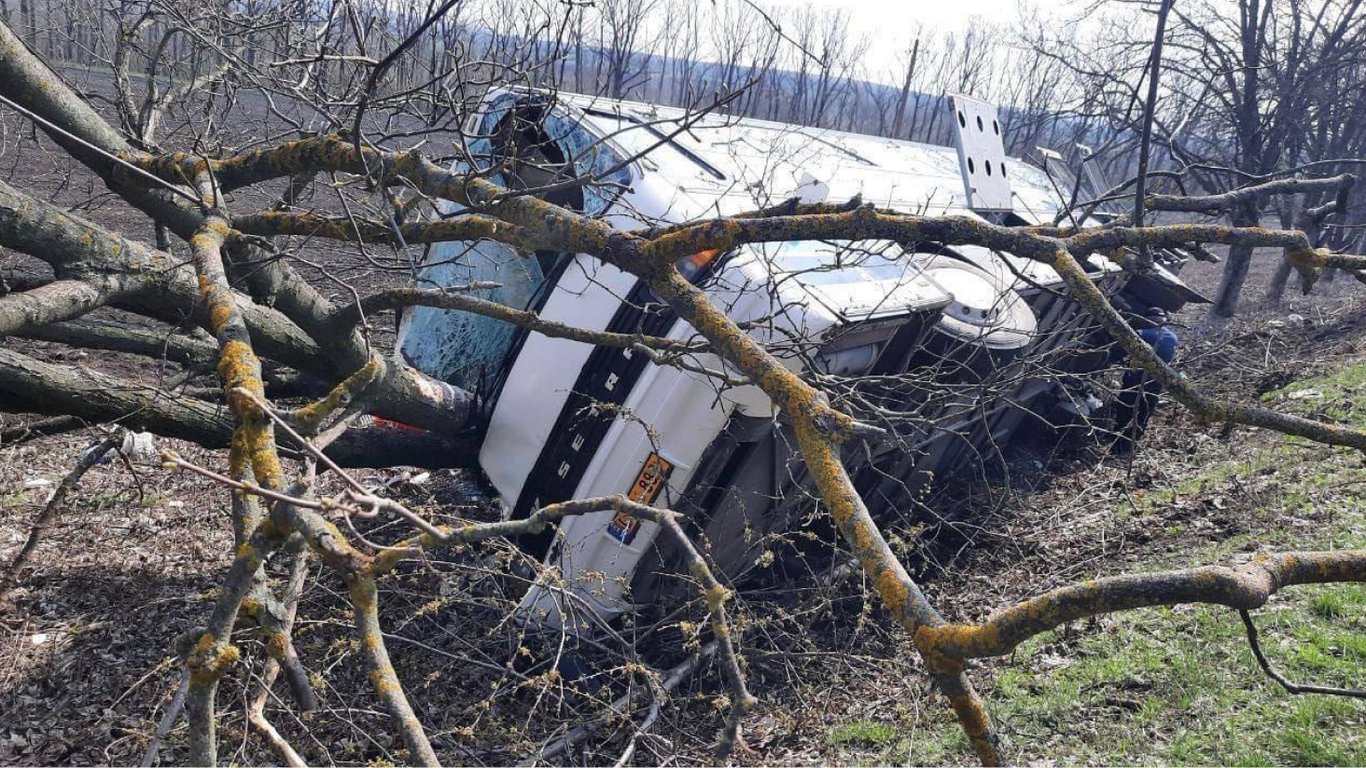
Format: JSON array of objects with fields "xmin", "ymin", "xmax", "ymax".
[{"xmin": 1, "ymin": 76, "xmax": 1364, "ymax": 765}]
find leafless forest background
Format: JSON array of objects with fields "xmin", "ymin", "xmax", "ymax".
[{"xmin": 8, "ymin": 0, "xmax": 1366, "ymax": 313}]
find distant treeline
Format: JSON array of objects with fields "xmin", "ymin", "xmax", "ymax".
[
  {"xmin": 8, "ymin": 0, "xmax": 1366, "ymax": 276},
  {"xmin": 0, "ymin": 0, "xmax": 1134, "ymax": 187}
]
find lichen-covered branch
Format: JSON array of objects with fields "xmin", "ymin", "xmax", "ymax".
[
  {"xmin": 0, "ymin": 278, "xmax": 141, "ymax": 337},
  {"xmin": 348, "ymin": 573, "xmax": 440, "ymax": 767},
  {"xmin": 916, "ymin": 550, "xmax": 1366, "ymax": 661},
  {"xmin": 181, "ymin": 210, "xmax": 295, "ymax": 765},
  {"xmin": 184, "ymin": 522, "xmax": 283, "ymax": 766},
  {"xmin": 232, "ymin": 209, "xmax": 544, "ymax": 251},
  {"xmin": 247, "ymin": 549, "xmax": 312, "ymax": 768},
  {"xmin": 333, "ymin": 287, "xmax": 699, "ymax": 353},
  {"xmin": 189, "ymin": 216, "xmax": 286, "ymax": 488}
]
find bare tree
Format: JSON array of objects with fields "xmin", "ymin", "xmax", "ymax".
[
  {"xmin": 595, "ymin": 0, "xmax": 659, "ymax": 99},
  {"xmin": 1047, "ymin": 0, "xmax": 1366, "ymax": 317}
]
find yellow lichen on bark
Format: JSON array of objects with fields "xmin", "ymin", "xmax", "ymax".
[{"xmin": 292, "ymin": 357, "xmax": 384, "ymax": 434}]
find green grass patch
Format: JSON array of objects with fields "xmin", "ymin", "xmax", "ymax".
[
  {"xmin": 904, "ymin": 361, "xmax": 1366, "ymax": 765},
  {"xmin": 0, "ymin": 489, "xmax": 30, "ymax": 507},
  {"xmin": 973, "ymin": 584, "xmax": 1366, "ymax": 765},
  {"xmin": 1263, "ymin": 359, "xmax": 1366, "ymax": 428},
  {"xmin": 826, "ymin": 717, "xmax": 967, "ymax": 765},
  {"xmin": 827, "ymin": 719, "xmax": 898, "ymax": 747}
]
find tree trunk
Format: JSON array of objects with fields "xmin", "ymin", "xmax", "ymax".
[
  {"xmin": 1264, "ymin": 199, "xmax": 1299, "ymax": 303},
  {"xmin": 0, "ymin": 347, "xmax": 478, "ymax": 468},
  {"xmin": 890, "ymin": 37, "xmax": 919, "ymax": 140},
  {"xmin": 1211, "ymin": 199, "xmax": 1263, "ymax": 318}
]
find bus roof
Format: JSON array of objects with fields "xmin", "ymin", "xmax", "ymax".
[{"xmin": 522, "ymin": 90, "xmax": 1067, "ymax": 224}]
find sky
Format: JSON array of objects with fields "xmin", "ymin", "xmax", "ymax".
[
  {"xmin": 702, "ymin": 0, "xmax": 1089, "ymax": 86},
  {"xmin": 754, "ymin": 0, "xmax": 1035, "ymax": 35}
]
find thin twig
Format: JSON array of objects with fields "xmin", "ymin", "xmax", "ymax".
[
  {"xmin": 1239, "ymin": 609, "xmax": 1366, "ymax": 699},
  {"xmin": 161, "ymin": 451, "xmax": 333, "ymax": 512},
  {"xmin": 529, "ymin": 642, "xmax": 719, "ymax": 764}
]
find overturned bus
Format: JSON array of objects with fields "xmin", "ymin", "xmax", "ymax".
[{"xmin": 396, "ymin": 89, "xmax": 1204, "ymax": 631}]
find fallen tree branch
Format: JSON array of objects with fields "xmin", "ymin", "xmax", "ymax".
[
  {"xmin": 0, "ymin": 431, "xmax": 120, "ymax": 603},
  {"xmin": 915, "ymin": 551, "xmax": 1366, "ymax": 660},
  {"xmin": 0, "ymin": 347, "xmax": 470, "ymax": 467},
  {"xmin": 232, "ymin": 209, "xmax": 544, "ymax": 250},
  {"xmin": 246, "ymin": 548, "xmax": 313, "ymax": 768},
  {"xmin": 15, "ymin": 317, "xmax": 219, "ymax": 370},
  {"xmin": 331, "ymin": 287, "xmax": 699, "ymax": 353},
  {"xmin": 0, "ymin": 277, "xmax": 143, "ymax": 337},
  {"xmin": 137, "ymin": 668, "xmax": 190, "ymax": 768},
  {"xmin": 0, "ymin": 414, "xmax": 86, "ymax": 445},
  {"xmin": 348, "ymin": 573, "xmax": 440, "ymax": 766}
]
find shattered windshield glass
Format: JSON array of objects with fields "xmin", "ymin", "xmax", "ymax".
[
  {"xmin": 399, "ymin": 238, "xmax": 546, "ymax": 393},
  {"xmin": 398, "ymin": 97, "xmax": 632, "ymax": 393}
]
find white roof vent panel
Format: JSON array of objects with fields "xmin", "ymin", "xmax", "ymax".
[{"xmin": 947, "ymin": 94, "xmax": 1014, "ymax": 212}]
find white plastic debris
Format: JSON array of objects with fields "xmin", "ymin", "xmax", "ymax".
[
  {"xmin": 1287, "ymin": 388, "xmax": 1322, "ymax": 400},
  {"xmin": 78, "ymin": 431, "xmax": 157, "ymax": 466},
  {"xmin": 22, "ymin": 478, "xmax": 52, "ymax": 489},
  {"xmin": 121, "ymin": 431, "xmax": 159, "ymax": 465},
  {"xmin": 795, "ymin": 171, "xmax": 830, "ymax": 204}
]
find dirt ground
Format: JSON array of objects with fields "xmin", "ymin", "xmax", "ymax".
[{"xmin": 2, "ymin": 77, "xmax": 1364, "ymax": 765}]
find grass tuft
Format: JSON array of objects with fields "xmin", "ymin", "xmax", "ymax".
[{"xmin": 827, "ymin": 719, "xmax": 899, "ymax": 747}]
